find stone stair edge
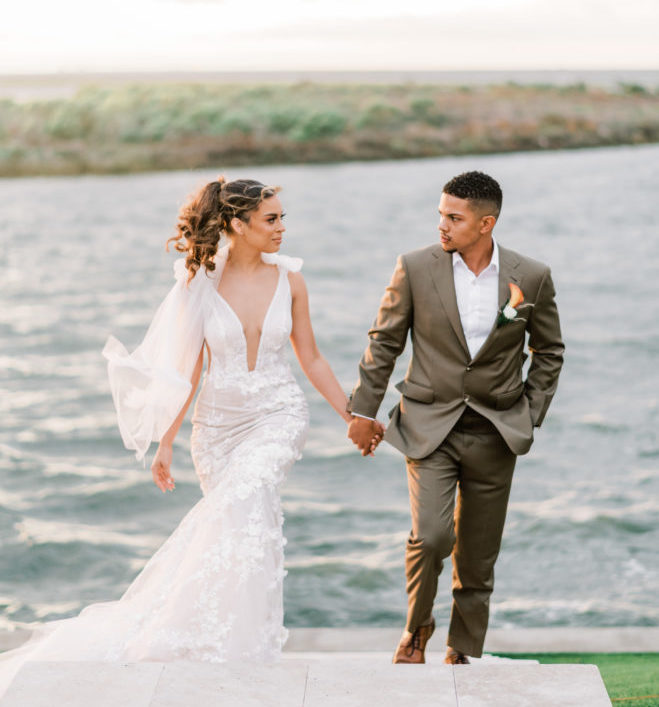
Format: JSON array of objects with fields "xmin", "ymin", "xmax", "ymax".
[{"xmin": 2, "ymin": 626, "xmax": 658, "ymax": 654}]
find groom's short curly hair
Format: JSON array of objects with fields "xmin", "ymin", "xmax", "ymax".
[{"xmin": 443, "ymin": 171, "xmax": 502, "ymax": 218}]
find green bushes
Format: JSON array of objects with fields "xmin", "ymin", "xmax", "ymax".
[
  {"xmin": 216, "ymin": 111, "xmax": 254, "ymax": 136},
  {"xmin": 356, "ymin": 103, "xmax": 404, "ymax": 129},
  {"xmin": 409, "ymin": 98, "xmax": 451, "ymax": 126},
  {"xmin": 0, "ymin": 80, "xmax": 657, "ymax": 176},
  {"xmin": 44, "ymin": 102, "xmax": 95, "ymax": 139},
  {"xmin": 291, "ymin": 111, "xmax": 347, "ymax": 141},
  {"xmin": 268, "ymin": 109, "xmax": 300, "ymax": 134},
  {"xmin": 618, "ymin": 82, "xmax": 648, "ymax": 95}
]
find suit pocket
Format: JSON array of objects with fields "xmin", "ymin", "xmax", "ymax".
[
  {"xmin": 395, "ymin": 379, "xmax": 435, "ymax": 403},
  {"xmin": 495, "ymin": 384, "xmax": 524, "ymax": 410}
]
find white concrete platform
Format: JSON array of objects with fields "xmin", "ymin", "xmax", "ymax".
[{"xmin": 0, "ymin": 655, "xmax": 612, "ymax": 707}]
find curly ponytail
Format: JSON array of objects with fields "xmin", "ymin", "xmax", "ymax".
[{"xmin": 167, "ymin": 177, "xmax": 280, "ymax": 283}]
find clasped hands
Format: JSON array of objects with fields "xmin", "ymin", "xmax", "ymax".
[{"xmin": 347, "ymin": 416, "xmax": 386, "ymax": 457}]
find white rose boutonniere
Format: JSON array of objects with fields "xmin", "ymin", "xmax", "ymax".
[{"xmin": 497, "ymin": 283, "xmax": 525, "ymax": 327}]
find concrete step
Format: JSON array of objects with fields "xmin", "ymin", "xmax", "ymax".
[
  {"xmin": 283, "ymin": 626, "xmax": 659, "ymax": 653},
  {"xmin": 1, "ymin": 655, "xmax": 612, "ymax": 706},
  {"xmin": 4, "ymin": 626, "xmax": 659, "ymax": 654}
]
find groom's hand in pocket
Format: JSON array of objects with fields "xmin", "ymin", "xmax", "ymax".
[{"xmin": 348, "ymin": 416, "xmax": 385, "ymax": 457}]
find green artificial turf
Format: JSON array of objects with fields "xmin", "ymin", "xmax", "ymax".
[{"xmin": 495, "ymin": 653, "xmax": 659, "ymax": 706}]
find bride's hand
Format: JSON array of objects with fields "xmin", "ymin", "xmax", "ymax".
[{"xmin": 151, "ymin": 444, "xmax": 175, "ymax": 492}]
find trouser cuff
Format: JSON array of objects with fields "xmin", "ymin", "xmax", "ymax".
[{"xmin": 446, "ymin": 633, "xmax": 484, "ymax": 658}]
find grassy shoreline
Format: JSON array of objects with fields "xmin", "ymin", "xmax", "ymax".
[{"xmin": 1, "ymin": 81, "xmax": 658, "ymax": 177}]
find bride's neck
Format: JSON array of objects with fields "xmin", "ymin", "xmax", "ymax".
[{"xmin": 226, "ymin": 240, "xmax": 263, "ymax": 271}]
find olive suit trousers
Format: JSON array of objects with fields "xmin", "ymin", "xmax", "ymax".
[{"xmin": 404, "ymin": 407, "xmax": 517, "ymax": 657}]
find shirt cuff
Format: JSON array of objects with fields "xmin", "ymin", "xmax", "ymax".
[{"xmin": 351, "ymin": 412, "xmax": 375, "ymax": 421}]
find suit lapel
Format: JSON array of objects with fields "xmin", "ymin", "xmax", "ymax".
[
  {"xmin": 471, "ymin": 244, "xmax": 522, "ymax": 363},
  {"xmin": 429, "ymin": 246, "xmax": 470, "ymax": 359},
  {"xmin": 498, "ymin": 244, "xmax": 522, "ymax": 306}
]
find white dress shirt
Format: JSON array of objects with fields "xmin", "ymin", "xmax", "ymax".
[{"xmin": 452, "ymin": 238, "xmax": 500, "ymax": 360}]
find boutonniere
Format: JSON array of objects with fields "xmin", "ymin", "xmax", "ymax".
[{"xmin": 497, "ymin": 283, "xmax": 524, "ymax": 327}]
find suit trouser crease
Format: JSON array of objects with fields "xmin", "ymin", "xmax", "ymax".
[{"xmin": 404, "ymin": 410, "xmax": 516, "ymax": 657}]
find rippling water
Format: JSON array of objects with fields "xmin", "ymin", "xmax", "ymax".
[{"xmin": 1, "ymin": 144, "xmax": 658, "ymax": 632}]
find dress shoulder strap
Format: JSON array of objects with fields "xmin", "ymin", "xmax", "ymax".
[
  {"xmin": 261, "ymin": 252, "xmax": 303, "ymax": 272},
  {"xmin": 208, "ymin": 244, "xmax": 302, "ymax": 274}
]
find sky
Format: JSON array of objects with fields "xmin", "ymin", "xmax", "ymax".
[{"xmin": 2, "ymin": 0, "xmax": 658, "ymax": 74}]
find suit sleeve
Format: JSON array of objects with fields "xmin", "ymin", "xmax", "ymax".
[
  {"xmin": 524, "ymin": 267, "xmax": 564, "ymax": 426},
  {"xmin": 348, "ymin": 255, "xmax": 413, "ymax": 418}
]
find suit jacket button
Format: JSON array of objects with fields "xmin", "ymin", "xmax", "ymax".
[{"xmin": 466, "ymin": 366, "xmax": 472, "ymax": 371}]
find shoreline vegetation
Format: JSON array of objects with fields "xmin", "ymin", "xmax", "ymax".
[{"xmin": 1, "ymin": 80, "xmax": 658, "ymax": 177}]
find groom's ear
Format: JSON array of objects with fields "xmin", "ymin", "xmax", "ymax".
[{"xmin": 480, "ymin": 215, "xmax": 497, "ymax": 234}]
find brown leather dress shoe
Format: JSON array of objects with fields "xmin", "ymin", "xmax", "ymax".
[
  {"xmin": 392, "ymin": 618, "xmax": 435, "ymax": 664},
  {"xmin": 444, "ymin": 647, "xmax": 470, "ymax": 664}
]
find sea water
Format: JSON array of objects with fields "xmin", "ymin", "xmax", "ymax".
[{"xmin": 1, "ymin": 144, "xmax": 657, "ymax": 631}]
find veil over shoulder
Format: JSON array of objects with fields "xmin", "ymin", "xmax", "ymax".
[{"xmin": 102, "ymin": 259, "xmax": 213, "ymax": 461}]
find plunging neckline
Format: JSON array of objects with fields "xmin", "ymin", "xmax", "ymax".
[{"xmin": 213, "ymin": 263, "xmax": 282, "ymax": 373}]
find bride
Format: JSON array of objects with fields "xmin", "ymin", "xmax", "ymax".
[{"xmin": 0, "ymin": 177, "xmax": 383, "ymax": 694}]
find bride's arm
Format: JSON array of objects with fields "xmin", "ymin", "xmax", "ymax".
[
  {"xmin": 289, "ymin": 272, "xmax": 353, "ymax": 423},
  {"xmin": 289, "ymin": 273, "xmax": 384, "ymax": 455},
  {"xmin": 151, "ymin": 344, "xmax": 205, "ymax": 492}
]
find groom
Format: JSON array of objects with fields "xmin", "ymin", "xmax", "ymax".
[{"xmin": 347, "ymin": 171, "xmax": 564, "ymax": 664}]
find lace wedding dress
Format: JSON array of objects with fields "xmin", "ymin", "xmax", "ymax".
[{"xmin": 0, "ymin": 247, "xmax": 309, "ymax": 695}]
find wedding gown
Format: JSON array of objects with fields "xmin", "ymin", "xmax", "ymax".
[{"xmin": 0, "ymin": 246, "xmax": 309, "ymax": 696}]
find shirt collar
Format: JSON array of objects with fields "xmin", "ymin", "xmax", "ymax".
[{"xmin": 452, "ymin": 236, "xmax": 499, "ymax": 274}]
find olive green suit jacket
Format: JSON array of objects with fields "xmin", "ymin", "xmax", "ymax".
[{"xmin": 348, "ymin": 243, "xmax": 565, "ymax": 457}]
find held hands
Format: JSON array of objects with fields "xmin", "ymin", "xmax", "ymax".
[
  {"xmin": 347, "ymin": 416, "xmax": 386, "ymax": 457},
  {"xmin": 151, "ymin": 444, "xmax": 176, "ymax": 493}
]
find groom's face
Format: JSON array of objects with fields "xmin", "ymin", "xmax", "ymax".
[{"xmin": 438, "ymin": 193, "xmax": 490, "ymax": 254}]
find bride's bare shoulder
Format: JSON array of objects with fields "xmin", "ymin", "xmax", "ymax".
[{"xmin": 287, "ymin": 270, "xmax": 307, "ymax": 298}]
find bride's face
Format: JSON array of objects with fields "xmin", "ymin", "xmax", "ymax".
[{"xmin": 236, "ymin": 195, "xmax": 286, "ymax": 253}]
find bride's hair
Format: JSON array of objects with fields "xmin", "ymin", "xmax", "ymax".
[{"xmin": 167, "ymin": 177, "xmax": 280, "ymax": 282}]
